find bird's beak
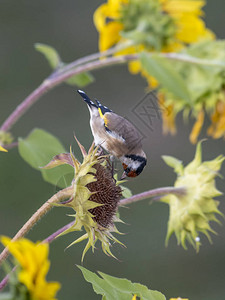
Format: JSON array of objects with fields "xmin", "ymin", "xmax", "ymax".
[{"xmin": 120, "ymin": 171, "xmax": 127, "ymax": 180}]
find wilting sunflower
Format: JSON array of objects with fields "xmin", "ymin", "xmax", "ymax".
[
  {"xmin": 162, "ymin": 141, "xmax": 224, "ymax": 251},
  {"xmin": 158, "ymin": 40, "xmax": 225, "ymax": 143},
  {"xmin": 43, "ymin": 138, "xmax": 123, "ymax": 261}
]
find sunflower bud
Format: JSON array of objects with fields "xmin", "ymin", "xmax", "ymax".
[
  {"xmin": 162, "ymin": 141, "xmax": 224, "ymax": 251},
  {"xmin": 43, "ymin": 138, "xmax": 123, "ymax": 260},
  {"xmin": 0, "ymin": 130, "xmax": 13, "ymax": 148}
]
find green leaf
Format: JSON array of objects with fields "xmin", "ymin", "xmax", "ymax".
[
  {"xmin": 78, "ymin": 266, "xmax": 166, "ymax": 300},
  {"xmin": 35, "ymin": 43, "xmax": 61, "ymax": 69},
  {"xmin": 34, "ymin": 43, "xmax": 94, "ymax": 87},
  {"xmin": 140, "ymin": 52, "xmax": 191, "ymax": 104},
  {"xmin": 18, "ymin": 129, "xmax": 73, "ymax": 188},
  {"xmin": 66, "ymin": 72, "xmax": 94, "ymax": 87},
  {"xmin": 0, "ymin": 293, "xmax": 12, "ymax": 300},
  {"xmin": 77, "ymin": 266, "xmax": 121, "ymax": 299},
  {"xmin": 121, "ymin": 185, "xmax": 132, "ymax": 198}
]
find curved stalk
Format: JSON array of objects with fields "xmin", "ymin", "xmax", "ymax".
[
  {"xmin": 120, "ymin": 186, "xmax": 186, "ymax": 205},
  {"xmin": 1, "ymin": 46, "xmax": 222, "ymax": 134},
  {"xmin": 0, "ymin": 185, "xmax": 186, "ymax": 291},
  {"xmin": 0, "ymin": 54, "xmax": 137, "ymax": 133},
  {"xmin": 0, "ymin": 186, "xmax": 73, "ymax": 267}
]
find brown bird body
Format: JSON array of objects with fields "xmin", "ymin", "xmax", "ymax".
[{"xmin": 78, "ymin": 90, "xmax": 147, "ymax": 178}]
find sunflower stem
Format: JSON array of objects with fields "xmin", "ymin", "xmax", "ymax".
[
  {"xmin": 50, "ymin": 41, "xmax": 134, "ymax": 78},
  {"xmin": 0, "ymin": 266, "xmax": 17, "ymax": 291},
  {"xmin": 161, "ymin": 52, "xmax": 225, "ymax": 67},
  {"xmin": 120, "ymin": 186, "xmax": 186, "ymax": 206},
  {"xmin": 42, "ymin": 221, "xmax": 75, "ymax": 244},
  {"xmin": 0, "ymin": 186, "xmax": 73, "ymax": 268},
  {"xmin": 0, "ymin": 52, "xmax": 137, "ymax": 133},
  {"xmin": 43, "ymin": 186, "xmax": 186, "ymax": 244},
  {"xmin": 0, "ymin": 185, "xmax": 186, "ymax": 291},
  {"xmin": 1, "ymin": 39, "xmax": 223, "ymax": 135},
  {"xmin": 42, "ymin": 186, "xmax": 186, "ymax": 244}
]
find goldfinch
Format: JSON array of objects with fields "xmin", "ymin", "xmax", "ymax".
[{"xmin": 77, "ymin": 90, "xmax": 147, "ymax": 178}]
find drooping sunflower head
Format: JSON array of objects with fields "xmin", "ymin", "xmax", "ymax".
[
  {"xmin": 43, "ymin": 138, "xmax": 123, "ymax": 261},
  {"xmin": 162, "ymin": 141, "xmax": 225, "ymax": 251}
]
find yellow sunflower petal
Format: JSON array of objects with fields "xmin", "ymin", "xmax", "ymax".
[
  {"xmin": 207, "ymin": 101, "xmax": 225, "ymax": 139},
  {"xmin": 143, "ymin": 71, "xmax": 159, "ymax": 88},
  {"xmin": 0, "ymin": 145, "xmax": 7, "ymax": 152},
  {"xmin": 161, "ymin": 0, "xmax": 205, "ymax": 15},
  {"xmin": 158, "ymin": 94, "xmax": 177, "ymax": 135},
  {"xmin": 93, "ymin": 0, "xmax": 126, "ymax": 31},
  {"xmin": 175, "ymin": 15, "xmax": 214, "ymax": 43},
  {"xmin": 1, "ymin": 237, "xmax": 60, "ymax": 300},
  {"xmin": 93, "ymin": 4, "xmax": 109, "ymax": 31},
  {"xmin": 213, "ymin": 114, "xmax": 225, "ymax": 139},
  {"xmin": 128, "ymin": 60, "xmax": 141, "ymax": 74},
  {"xmin": 190, "ymin": 110, "xmax": 205, "ymax": 144},
  {"xmin": 1, "ymin": 237, "xmax": 28, "ymax": 267},
  {"xmin": 34, "ymin": 281, "xmax": 61, "ymax": 300},
  {"xmin": 98, "ymin": 22, "xmax": 123, "ymax": 51}
]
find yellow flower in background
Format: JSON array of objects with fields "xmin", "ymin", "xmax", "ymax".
[
  {"xmin": 159, "ymin": 40, "xmax": 225, "ymax": 143},
  {"xmin": 162, "ymin": 141, "xmax": 224, "ymax": 251},
  {"xmin": 190, "ymin": 109, "xmax": 205, "ymax": 144},
  {"xmin": 158, "ymin": 92, "xmax": 177, "ymax": 135},
  {"xmin": 161, "ymin": 0, "xmax": 214, "ymax": 46},
  {"xmin": 207, "ymin": 100, "xmax": 225, "ymax": 139},
  {"xmin": 94, "ymin": 0, "xmax": 127, "ymax": 51},
  {"xmin": 94, "ymin": 0, "xmax": 212, "ymax": 52},
  {"xmin": 1, "ymin": 237, "xmax": 61, "ymax": 300},
  {"xmin": 94, "ymin": 1, "xmax": 223, "ymax": 140},
  {"xmin": 0, "ymin": 145, "xmax": 7, "ymax": 152},
  {"xmin": 94, "ymin": 0, "xmax": 213, "ymax": 87}
]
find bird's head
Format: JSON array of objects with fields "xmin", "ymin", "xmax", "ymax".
[{"xmin": 121, "ymin": 154, "xmax": 147, "ymax": 179}]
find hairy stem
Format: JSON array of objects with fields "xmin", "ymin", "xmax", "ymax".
[
  {"xmin": 1, "ymin": 44, "xmax": 222, "ymax": 134},
  {"xmin": 0, "ymin": 185, "xmax": 185, "ymax": 291},
  {"xmin": 162, "ymin": 52, "xmax": 225, "ymax": 67},
  {"xmin": 43, "ymin": 221, "xmax": 75, "ymax": 244},
  {"xmin": 0, "ymin": 186, "xmax": 73, "ymax": 267},
  {"xmin": 41, "ymin": 186, "xmax": 186, "ymax": 243},
  {"xmin": 52, "ymin": 41, "xmax": 134, "ymax": 77},
  {"xmin": 120, "ymin": 186, "xmax": 186, "ymax": 206},
  {"xmin": 0, "ymin": 54, "xmax": 137, "ymax": 133}
]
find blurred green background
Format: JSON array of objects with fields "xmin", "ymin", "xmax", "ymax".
[{"xmin": 0, "ymin": 0, "xmax": 225, "ymax": 299}]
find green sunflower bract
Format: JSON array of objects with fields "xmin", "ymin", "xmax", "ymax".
[
  {"xmin": 43, "ymin": 138, "xmax": 123, "ymax": 261},
  {"xmin": 162, "ymin": 141, "xmax": 225, "ymax": 251}
]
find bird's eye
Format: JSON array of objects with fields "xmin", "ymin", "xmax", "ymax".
[{"xmin": 125, "ymin": 167, "xmax": 131, "ymax": 174}]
